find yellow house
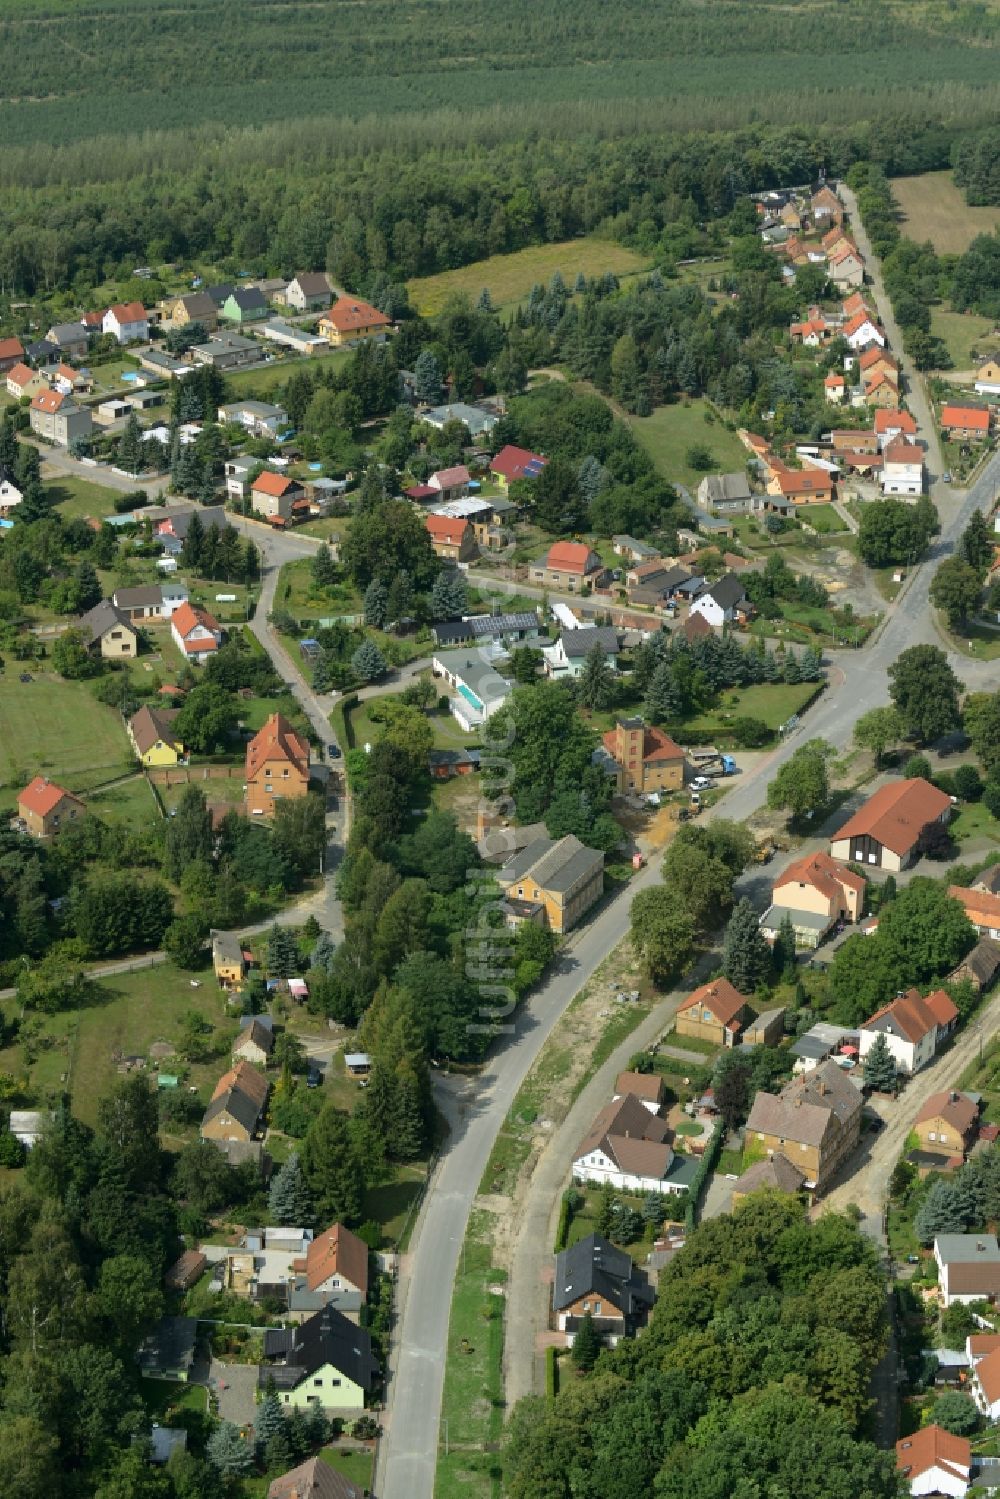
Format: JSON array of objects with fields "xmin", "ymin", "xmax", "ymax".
[
  {"xmin": 259, "ymin": 1305, "xmax": 379, "ymax": 1413},
  {"xmin": 496, "ymin": 834, "xmax": 604, "ymax": 935},
  {"xmin": 213, "ymin": 933, "xmax": 246, "ymax": 990},
  {"xmin": 318, "ymin": 297, "xmax": 391, "ymax": 346},
  {"xmin": 599, "ymin": 717, "xmax": 685, "ymax": 794},
  {"xmin": 745, "ymin": 1059, "xmax": 863, "ymax": 1192},
  {"xmin": 127, "ymin": 705, "xmax": 185, "ymax": 767},
  {"xmin": 975, "ymin": 357, "xmax": 1000, "ymax": 395},
  {"xmin": 913, "ymin": 1090, "xmax": 979, "ymax": 1159},
  {"xmin": 676, "ymin": 978, "xmax": 753, "ymax": 1048}
]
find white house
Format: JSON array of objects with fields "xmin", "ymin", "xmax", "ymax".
[
  {"xmin": 896, "ymin": 1425, "xmax": 970, "ymax": 1498},
  {"xmin": 842, "ymin": 311, "xmax": 884, "ymax": 349},
  {"xmin": 857, "ymin": 988, "xmax": 957, "ymax": 1076},
  {"xmin": 431, "ymin": 648, "xmax": 511, "ymax": 730},
  {"xmin": 0, "ymin": 472, "xmax": 23, "ymax": 516},
  {"xmin": 934, "ymin": 1234, "xmax": 1000, "ymax": 1306},
  {"xmin": 170, "ymin": 601, "xmax": 223, "ymax": 664},
  {"xmin": 572, "ymin": 1093, "xmax": 697, "ymax": 1196},
  {"xmin": 542, "ymin": 625, "xmax": 619, "ymax": 680},
  {"xmin": 971, "ymin": 1343, "xmax": 1000, "ymax": 1422},
  {"xmin": 881, "ymin": 438, "xmax": 924, "ymax": 497},
  {"xmin": 688, "ymin": 573, "xmax": 748, "ymax": 628},
  {"xmin": 102, "ymin": 301, "xmax": 149, "ymax": 343},
  {"xmin": 217, "ymin": 400, "xmax": 288, "ymax": 438}
]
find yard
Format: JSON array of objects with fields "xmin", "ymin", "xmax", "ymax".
[
  {"xmin": 0, "ymin": 672, "xmax": 133, "ymax": 805},
  {"xmin": 628, "ymin": 399, "xmax": 749, "ymax": 489},
  {"xmin": 406, "ymin": 236, "xmax": 651, "ymax": 316},
  {"xmin": 671, "ymin": 680, "xmax": 821, "ymax": 737},
  {"xmin": 929, "ymin": 307, "xmax": 997, "ymax": 371},
  {"xmin": 800, "ymin": 504, "xmax": 849, "ymax": 535},
  {"xmin": 224, "ymin": 348, "xmax": 351, "ymax": 398},
  {"xmin": 43, "ymin": 472, "xmax": 128, "ymax": 523},
  {"xmin": 892, "ymin": 170, "xmax": 1000, "ymax": 255},
  {"xmin": 948, "ymin": 798, "xmax": 1000, "ymax": 847}
]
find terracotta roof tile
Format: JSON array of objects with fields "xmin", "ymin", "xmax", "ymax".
[{"xmin": 833, "ymin": 777, "xmax": 951, "ymax": 857}]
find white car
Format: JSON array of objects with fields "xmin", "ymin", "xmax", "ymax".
[{"xmin": 691, "ymin": 775, "xmax": 712, "ymax": 790}]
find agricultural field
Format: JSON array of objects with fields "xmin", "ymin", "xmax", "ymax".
[
  {"xmin": 0, "ymin": 672, "xmax": 132, "ymax": 804},
  {"xmin": 628, "ymin": 399, "xmax": 749, "ymax": 489},
  {"xmin": 892, "ymin": 170, "xmax": 1000, "ymax": 255},
  {"xmin": 407, "ymin": 238, "xmax": 652, "ymax": 315}
]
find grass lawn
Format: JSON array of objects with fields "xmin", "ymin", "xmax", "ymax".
[
  {"xmin": 0, "ymin": 673, "xmax": 133, "ymax": 804},
  {"xmin": 566, "ymin": 1186, "xmax": 650, "ymax": 1255},
  {"xmin": 276, "ymin": 558, "xmax": 362, "ymax": 622},
  {"xmin": 407, "ymin": 236, "xmax": 651, "ymax": 316},
  {"xmin": 751, "ymin": 599, "xmax": 875, "ymax": 647},
  {"xmin": 628, "ymin": 399, "xmax": 748, "ymax": 489},
  {"xmin": 44, "ymin": 473, "xmax": 126, "ymax": 523},
  {"xmin": 139, "ymin": 1378, "xmax": 209, "ymax": 1420},
  {"xmin": 929, "ymin": 306, "xmax": 997, "ymax": 370},
  {"xmin": 892, "ymin": 171, "xmax": 1000, "ymax": 255},
  {"xmin": 946, "ymin": 621, "xmax": 1000, "ymax": 662},
  {"xmin": 87, "ymin": 773, "xmax": 161, "ymax": 828},
  {"xmin": 949, "ymin": 799, "xmax": 1000, "ymax": 846},
  {"xmin": 675, "ymin": 681, "xmax": 819, "ymax": 736},
  {"xmin": 225, "ymin": 349, "xmax": 351, "ymax": 398},
  {"xmin": 801, "ymin": 503, "xmax": 848, "ymax": 535},
  {"xmin": 435, "ymin": 1207, "xmax": 505, "ymax": 1499},
  {"xmin": 362, "ymin": 1165, "xmax": 428, "ymax": 1249},
  {"xmin": 321, "ymin": 1449, "xmax": 374, "ymax": 1487},
  {"xmin": 159, "ymin": 775, "xmax": 246, "ymax": 814}
]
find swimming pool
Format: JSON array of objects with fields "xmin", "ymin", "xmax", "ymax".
[
  {"xmin": 457, "ymin": 683, "xmax": 484, "ymax": 712},
  {"xmin": 121, "ymin": 371, "xmax": 139, "ymax": 383},
  {"xmin": 308, "ymin": 462, "xmax": 323, "ymax": 472}
]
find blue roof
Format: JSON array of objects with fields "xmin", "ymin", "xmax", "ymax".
[{"xmin": 299, "ymin": 637, "xmax": 319, "ymax": 647}]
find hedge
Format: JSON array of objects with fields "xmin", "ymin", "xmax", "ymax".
[
  {"xmin": 683, "ymin": 1120, "xmax": 726, "ymax": 1232},
  {"xmin": 545, "ymin": 1345, "xmax": 558, "ymax": 1398}
]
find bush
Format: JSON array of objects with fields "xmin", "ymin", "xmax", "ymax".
[
  {"xmin": 953, "ymin": 763, "xmax": 983, "ymax": 802},
  {"xmin": 984, "ymin": 781, "xmax": 1000, "ymax": 819},
  {"xmin": 904, "ymin": 754, "xmax": 933, "ymax": 781},
  {"xmin": 728, "ymin": 716, "xmax": 771, "ymax": 748},
  {"xmin": 545, "ymin": 1345, "xmax": 558, "ymax": 1397}
]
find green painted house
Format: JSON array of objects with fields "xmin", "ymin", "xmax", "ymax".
[
  {"xmin": 220, "ymin": 288, "xmax": 268, "ymax": 325},
  {"xmin": 258, "ymin": 1304, "xmax": 378, "ymax": 1412}
]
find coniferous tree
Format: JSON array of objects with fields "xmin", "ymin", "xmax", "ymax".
[
  {"xmin": 299, "ymin": 1104, "xmax": 365, "ymax": 1223},
  {"xmin": 206, "ymin": 1423, "xmax": 254, "ymax": 1479},
  {"xmin": 266, "ymin": 924, "xmax": 299, "ymax": 978},
  {"xmin": 364, "ymin": 578, "xmax": 388, "ymax": 628},
  {"xmin": 721, "ymin": 897, "xmax": 772, "ymax": 995},
  {"xmin": 116, "ymin": 411, "xmax": 144, "ymax": 475},
  {"xmin": 253, "ymin": 1392, "xmax": 286, "ymax": 1457},
  {"xmin": 863, "ymin": 1032, "xmax": 898, "ymax": 1094},
  {"xmin": 267, "ymin": 1152, "xmax": 315, "ymax": 1226},
  {"xmin": 646, "ymin": 659, "xmax": 682, "ymax": 723},
  {"xmin": 577, "ymin": 644, "xmax": 616, "ymax": 711},
  {"xmin": 311, "ymin": 543, "xmax": 338, "ymax": 589},
  {"xmin": 571, "ymin": 1312, "xmax": 601, "ymax": 1371},
  {"xmin": 352, "ymin": 638, "xmax": 387, "ymax": 682}
]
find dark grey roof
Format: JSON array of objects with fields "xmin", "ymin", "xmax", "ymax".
[
  {"xmin": 27, "ymin": 339, "xmax": 59, "ymax": 363},
  {"xmin": 432, "ymin": 610, "xmax": 538, "ymax": 645},
  {"xmin": 428, "ymin": 748, "xmax": 480, "ymax": 769},
  {"xmin": 705, "ymin": 572, "xmax": 747, "ymax": 609},
  {"xmin": 259, "ymin": 1304, "xmax": 378, "ymax": 1392},
  {"xmin": 114, "ymin": 584, "xmax": 163, "ymax": 609},
  {"xmin": 237, "ymin": 1018, "xmax": 274, "ymax": 1055},
  {"xmin": 955, "ymin": 936, "xmax": 1000, "ymax": 984},
  {"xmin": 159, "ymin": 505, "xmax": 229, "ymax": 539},
  {"xmin": 292, "ymin": 272, "xmax": 331, "ymax": 296},
  {"xmin": 138, "ymin": 1315, "xmax": 198, "ymax": 1373},
  {"xmin": 560, "ymin": 626, "xmax": 619, "ymax": 659},
  {"xmin": 974, "ymin": 864, "xmax": 1000, "ymax": 896},
  {"xmin": 206, "ymin": 283, "xmax": 237, "ymax": 306},
  {"xmin": 498, "ymin": 834, "xmax": 604, "ymax": 895},
  {"xmin": 78, "ymin": 599, "xmax": 135, "ymax": 646},
  {"xmin": 202, "ymin": 1074, "xmax": 267, "ymax": 1137},
  {"xmin": 48, "ymin": 321, "xmax": 87, "ymax": 345},
  {"xmin": 227, "ymin": 288, "xmax": 267, "ymax": 312},
  {"xmin": 701, "ymin": 473, "xmax": 752, "ymax": 503},
  {"xmin": 552, "ymin": 1233, "xmax": 653, "ymax": 1315}
]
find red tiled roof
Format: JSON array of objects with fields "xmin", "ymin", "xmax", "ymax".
[
  {"xmin": 171, "ymin": 600, "xmax": 220, "ymax": 639},
  {"xmin": 949, "ymin": 885, "xmax": 1000, "ymax": 932},
  {"xmin": 915, "ymin": 1089, "xmax": 977, "ymax": 1136},
  {"xmin": 922, "ymin": 988, "xmax": 959, "ymax": 1029},
  {"xmin": 6, "ymin": 361, "xmax": 37, "ymax": 387},
  {"xmin": 0, "ymin": 337, "xmax": 25, "ymax": 361},
  {"xmin": 859, "ymin": 346, "xmax": 896, "ymax": 370},
  {"xmin": 863, "ymin": 990, "xmax": 943, "ymax": 1046},
  {"xmin": 679, "ymin": 978, "xmax": 750, "ymax": 1027},
  {"xmin": 252, "ymin": 470, "xmax": 297, "ymax": 498},
  {"xmin": 883, "ymin": 439, "xmax": 923, "ymax": 465},
  {"xmin": 777, "ymin": 469, "xmax": 832, "ymax": 496},
  {"xmin": 602, "ymin": 723, "xmax": 685, "ymax": 767},
  {"xmin": 18, "ymin": 775, "xmax": 79, "ymax": 818},
  {"xmin": 775, "ymin": 849, "xmax": 866, "ymax": 903},
  {"xmin": 833, "ymin": 777, "xmax": 951, "ymax": 857},
  {"xmin": 245, "ymin": 711, "xmax": 310, "ymax": 781},
  {"xmin": 978, "ymin": 1346, "xmax": 1000, "ymax": 1405},
  {"xmin": 108, "ymin": 301, "xmax": 146, "ymax": 322},
  {"xmin": 425, "ymin": 514, "xmax": 470, "ymax": 546},
  {"xmin": 31, "ymin": 388, "xmax": 69, "ymax": 414},
  {"xmin": 896, "ymin": 1425, "xmax": 970, "ymax": 1483},
  {"xmin": 843, "ymin": 311, "xmax": 879, "ymax": 337},
  {"xmin": 874, "ymin": 409, "xmax": 916, "ymax": 434},
  {"xmin": 544, "ymin": 541, "xmax": 596, "ymax": 574},
  {"xmin": 941, "ymin": 404, "xmax": 990, "ymax": 432},
  {"xmin": 320, "ymin": 296, "xmax": 390, "ymax": 333},
  {"xmin": 298, "ymin": 1222, "xmax": 369, "ymax": 1296},
  {"xmin": 429, "ymin": 464, "xmax": 470, "ymax": 490},
  {"xmin": 489, "ymin": 444, "xmax": 547, "ymax": 481}
]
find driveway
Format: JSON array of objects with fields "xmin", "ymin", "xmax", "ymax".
[{"xmin": 206, "ymin": 1359, "xmax": 259, "ymax": 1431}]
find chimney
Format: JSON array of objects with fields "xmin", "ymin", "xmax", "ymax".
[
  {"xmin": 951, "ymin": 1091, "xmax": 959, "ymax": 1104},
  {"xmin": 818, "ymin": 1080, "xmax": 828, "ymax": 1097}
]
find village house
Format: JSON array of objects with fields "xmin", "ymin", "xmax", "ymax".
[
  {"xmin": 745, "ymin": 1058, "xmax": 863, "ymax": 1192},
  {"xmin": 16, "ymin": 776, "xmax": 86, "ymax": 840},
  {"xmin": 613, "ymin": 1071, "xmax": 666, "ymax": 1113},
  {"xmin": 688, "ymin": 572, "xmax": 751, "ymax": 627},
  {"xmin": 842, "ymin": 310, "xmax": 885, "ymax": 350},
  {"xmin": 828, "ymin": 243, "xmax": 865, "ymax": 287},
  {"xmin": 696, "ymin": 472, "xmax": 757, "ymax": 514},
  {"xmin": 218, "ymin": 400, "xmax": 288, "ymax": 438},
  {"xmin": 829, "ymin": 777, "xmax": 952, "ymax": 872},
  {"xmin": 811, "ymin": 185, "xmax": 843, "ymax": 227},
  {"xmin": 790, "ymin": 316, "xmax": 832, "ymax": 347},
  {"xmin": 113, "ymin": 582, "xmax": 188, "ymax": 622},
  {"xmin": 246, "ymin": 712, "xmax": 311, "ymax": 818},
  {"xmin": 251, "ymin": 470, "xmax": 305, "ymax": 522},
  {"xmin": 153, "ymin": 504, "xmax": 228, "ymax": 553},
  {"xmin": 940, "ymin": 404, "xmax": 991, "ymax": 442},
  {"xmin": 46, "ymin": 322, "xmax": 89, "ymax": 359},
  {"xmin": 865, "ymin": 371, "xmax": 901, "ymax": 410},
  {"xmin": 896, "ymin": 1425, "xmax": 970, "ymax": 1499},
  {"xmin": 948, "ymin": 884, "xmax": 1000, "ymax": 941},
  {"xmin": 824, "ymin": 372, "xmax": 846, "ymax": 403},
  {"xmin": 874, "ymin": 408, "xmax": 918, "ymax": 449},
  {"xmin": 268, "ymin": 1457, "xmax": 359, "ymax": 1499},
  {"xmin": 233, "ymin": 1017, "xmax": 275, "ymax": 1068},
  {"xmin": 30, "ymin": 388, "xmax": 92, "ymax": 446},
  {"xmin": 935, "ymin": 1234, "xmax": 1000, "ymax": 1307},
  {"xmin": 431, "ymin": 610, "xmax": 540, "ymax": 650},
  {"xmin": 831, "ymin": 428, "xmax": 879, "ymax": 455},
  {"xmin": 573, "ymin": 1093, "xmax": 696, "ymax": 1196},
  {"xmin": 551, "ymin": 1234, "xmax": 655, "ymax": 1344},
  {"xmin": 283, "ymin": 273, "xmax": 333, "ymax": 313},
  {"xmin": 425, "ymin": 513, "xmax": 477, "ymax": 564},
  {"xmin": 857, "ymin": 988, "xmax": 958, "ymax": 1076},
  {"xmin": 0, "ymin": 469, "xmax": 23, "ymax": 516},
  {"xmin": 53, "ymin": 361, "xmax": 92, "ymax": 395},
  {"xmin": 914, "ymin": 1091, "xmax": 981, "ymax": 1161},
  {"xmin": 201, "ymin": 1060, "xmax": 270, "ymax": 1145},
  {"xmin": 213, "ymin": 932, "xmax": 246, "ymax": 989},
  {"xmin": 289, "ymin": 1222, "xmax": 369, "ymax": 1316},
  {"xmin": 103, "ymin": 301, "xmax": 148, "ymax": 343},
  {"xmin": 190, "ymin": 332, "xmax": 259, "ymax": 371},
  {"xmin": 496, "ymin": 834, "xmax": 604, "ymax": 935},
  {"xmin": 432, "ymin": 648, "xmax": 511, "ymax": 729},
  {"xmin": 427, "ymin": 464, "xmax": 470, "ymax": 502},
  {"xmin": 258, "ymin": 320, "xmax": 329, "ymax": 356},
  {"xmin": 676, "ymin": 978, "xmax": 754, "ymax": 1048},
  {"xmin": 529, "ymin": 540, "xmax": 605, "ymax": 592},
  {"xmin": 543, "ymin": 625, "xmax": 620, "ymax": 680},
  {"xmin": 768, "ymin": 466, "xmax": 836, "ymax": 506},
  {"xmin": 220, "ymin": 288, "xmax": 269, "ymax": 325},
  {"xmin": 731, "ymin": 1151, "xmax": 808, "ymax": 1207},
  {"xmin": 127, "ymin": 705, "xmax": 185, "ymax": 767},
  {"xmin": 137, "ymin": 1316, "xmax": 199, "ymax": 1383},
  {"xmin": 421, "ymin": 402, "xmax": 500, "ymax": 439},
  {"xmin": 759, "ymin": 850, "xmax": 866, "ymax": 949},
  {"xmin": 258, "ymin": 1304, "xmax": 378, "ymax": 1412},
  {"xmin": 859, "ymin": 345, "xmax": 899, "ymax": 383},
  {"xmin": 489, "ymin": 444, "xmax": 547, "ymax": 489},
  {"xmin": 974, "ymin": 355, "xmax": 1000, "ymax": 398},
  {"xmin": 5, "ymin": 361, "xmax": 49, "ymax": 400},
  {"xmin": 318, "ymin": 296, "xmax": 391, "ymax": 346},
  {"xmin": 77, "ymin": 599, "xmax": 139, "ymax": 658},
  {"xmin": 950, "ymin": 935, "xmax": 1000, "ymax": 993},
  {"xmin": 168, "ymin": 292, "xmax": 219, "ymax": 331},
  {"xmin": 0, "ymin": 336, "xmax": 25, "ymax": 373},
  {"xmin": 170, "ymin": 601, "xmax": 222, "ymax": 664},
  {"xmin": 881, "ymin": 438, "xmax": 924, "ymax": 497},
  {"xmin": 595, "ymin": 715, "xmax": 686, "ymax": 795}
]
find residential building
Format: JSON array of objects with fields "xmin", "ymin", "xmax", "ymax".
[
  {"xmin": 25, "ymin": 338, "xmax": 59, "ymax": 366},
  {"xmin": 0, "ymin": 469, "xmax": 23, "ymax": 516},
  {"xmin": 170, "ymin": 601, "xmax": 222, "ymax": 664},
  {"xmin": 529, "ymin": 540, "xmax": 604, "ymax": 592},
  {"xmin": 759, "ymin": 851, "xmax": 866, "ymax": 949},
  {"xmin": 874, "ymin": 409, "xmax": 918, "ymax": 449},
  {"xmin": 881, "ymin": 438, "xmax": 924, "ymax": 496},
  {"xmin": 269, "ymin": 1456, "xmax": 361, "ymax": 1499},
  {"xmin": 137, "ymin": 1316, "xmax": 198, "ymax": 1383},
  {"xmin": 688, "ymin": 572, "xmax": 750, "ymax": 627},
  {"xmin": 289, "ymin": 1222, "xmax": 369, "ymax": 1315},
  {"xmin": 213, "ymin": 932, "xmax": 246, "ymax": 989},
  {"xmin": 611, "ymin": 535, "xmax": 660, "ymax": 563},
  {"xmin": 768, "ymin": 467, "xmax": 835, "ymax": 506},
  {"xmin": 496, "ymin": 834, "xmax": 604, "ymax": 935},
  {"xmin": 258, "ymin": 1304, "xmax": 378, "ymax": 1411},
  {"xmin": 948, "ymin": 884, "xmax": 1000, "ymax": 941},
  {"xmin": 284, "ymin": 273, "xmax": 333, "ymax": 313},
  {"xmin": 421, "ymin": 402, "xmax": 499, "ymax": 438},
  {"xmin": 914, "ymin": 1091, "xmax": 980, "ymax": 1159},
  {"xmin": 201, "ymin": 1061, "xmax": 270, "ymax": 1144},
  {"xmin": 113, "ymin": 582, "xmax": 188, "ymax": 621},
  {"xmin": 190, "ymin": 332, "xmax": 259, "ymax": 370},
  {"xmin": 427, "ymin": 464, "xmax": 470, "ymax": 501},
  {"xmin": 0, "ymin": 336, "xmax": 25, "ymax": 373},
  {"xmin": 831, "ymin": 428, "xmax": 879, "ymax": 455},
  {"xmin": 430, "ymin": 611, "xmax": 540, "ymax": 649},
  {"xmin": 318, "ymin": 296, "xmax": 391, "ymax": 346},
  {"xmin": 153, "ymin": 504, "xmax": 228, "ymax": 551},
  {"xmin": 613, "ymin": 1071, "xmax": 666, "ymax": 1114},
  {"xmin": 137, "ymin": 346, "xmax": 193, "ymax": 379},
  {"xmin": 676, "ymin": 978, "xmax": 754, "ymax": 1048},
  {"xmin": 829, "ymin": 777, "xmax": 953, "ymax": 871},
  {"xmin": 790, "ymin": 1021, "xmax": 853, "ymax": 1074},
  {"xmin": 432, "ymin": 647, "xmax": 511, "ymax": 730},
  {"xmin": 544, "ymin": 625, "xmax": 619, "ymax": 679},
  {"xmin": 220, "ymin": 288, "xmax": 268, "ymax": 325},
  {"xmin": 16, "ymin": 776, "xmax": 85, "ymax": 840},
  {"xmin": 45, "ymin": 322, "xmax": 88, "ymax": 359},
  {"xmin": 103, "ymin": 302, "xmax": 148, "ymax": 343},
  {"xmin": 573, "ymin": 1093, "xmax": 696, "ymax": 1195},
  {"xmin": 489, "ymin": 444, "xmax": 547, "ymax": 489},
  {"xmin": 204, "ymin": 283, "xmax": 237, "ymax": 309},
  {"xmin": 731, "ymin": 1152, "xmax": 807, "ymax": 1206},
  {"xmin": 974, "ymin": 356, "xmax": 1000, "ymax": 398},
  {"xmin": 741, "ymin": 1007, "xmax": 787, "ymax": 1047},
  {"xmin": 218, "ymin": 400, "xmax": 288, "ymax": 437},
  {"xmin": 950, "ymin": 936, "xmax": 1000, "ymax": 993},
  {"xmin": 77, "ymin": 600, "xmax": 138, "ymax": 658},
  {"xmin": 696, "ymin": 472, "xmax": 756, "ymax": 515},
  {"xmin": 234, "ymin": 1018, "xmax": 275, "ymax": 1068},
  {"xmin": 168, "ymin": 293, "xmax": 219, "ymax": 331},
  {"xmin": 858, "ymin": 988, "xmax": 958, "ymax": 1075},
  {"xmin": 828, "ymin": 245, "xmax": 865, "ymax": 287},
  {"xmin": 972, "ymin": 1343, "xmax": 1000, "ymax": 1423},
  {"xmin": 811, "ymin": 185, "xmax": 843, "ymax": 226},
  {"xmin": 165, "ymin": 1250, "xmax": 208, "ymax": 1293},
  {"xmin": 258, "ymin": 320, "xmax": 329, "ymax": 355},
  {"xmin": 251, "ymin": 471, "xmax": 304, "ymax": 521},
  {"xmin": 895, "ymin": 1426, "xmax": 970, "ymax": 1499},
  {"xmin": 5, "ymin": 362, "xmax": 49, "ymax": 400},
  {"xmin": 935, "ymin": 1234, "xmax": 1000, "ymax": 1307},
  {"xmin": 551, "ymin": 1234, "xmax": 655, "ymax": 1342},
  {"xmin": 744, "ymin": 1059, "xmax": 863, "ymax": 1192},
  {"xmin": 127, "ymin": 705, "xmax": 185, "ymax": 767},
  {"xmin": 824, "ymin": 372, "xmax": 846, "ymax": 403},
  {"xmin": 859, "ymin": 346, "xmax": 899, "ymax": 384},
  {"xmin": 941, "ymin": 404, "xmax": 991, "ymax": 441},
  {"xmin": 425, "ymin": 512, "xmax": 477, "ymax": 563},
  {"xmin": 864, "ymin": 371, "xmax": 901, "ymax": 410},
  {"xmin": 842, "ymin": 311, "xmax": 885, "ymax": 349},
  {"xmin": 596, "ymin": 716, "xmax": 686, "ymax": 795},
  {"xmin": 29, "ymin": 388, "xmax": 92, "ymax": 446},
  {"xmin": 245, "ymin": 712, "xmax": 311, "ymax": 818}
]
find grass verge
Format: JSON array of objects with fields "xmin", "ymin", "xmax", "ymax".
[{"xmin": 435, "ymin": 1207, "xmax": 505, "ymax": 1499}]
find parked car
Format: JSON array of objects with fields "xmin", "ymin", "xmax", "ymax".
[{"xmin": 327, "ymin": 743, "xmax": 341, "ymax": 759}]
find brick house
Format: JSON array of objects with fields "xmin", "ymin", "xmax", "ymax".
[
  {"xmin": 676, "ymin": 978, "xmax": 753, "ymax": 1048},
  {"xmin": 245, "ymin": 711, "xmax": 311, "ymax": 818},
  {"xmin": 830, "ymin": 777, "xmax": 952, "ymax": 872},
  {"xmin": 425, "ymin": 512, "xmax": 477, "ymax": 563},
  {"xmin": 597, "ymin": 715, "xmax": 685, "ymax": 794},
  {"xmin": 529, "ymin": 540, "xmax": 604, "ymax": 591},
  {"xmin": 744, "ymin": 1059, "xmax": 863, "ymax": 1192},
  {"xmin": 16, "ymin": 776, "xmax": 86, "ymax": 839}
]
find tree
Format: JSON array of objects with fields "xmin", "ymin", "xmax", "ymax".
[
  {"xmin": 413, "ymin": 349, "xmax": 442, "ymax": 403},
  {"xmin": 571, "ymin": 1312, "xmax": 601, "ymax": 1371},
  {"xmin": 267, "ymin": 924, "xmax": 299, "ymax": 978},
  {"xmin": 364, "ymin": 578, "xmax": 388, "ymax": 628},
  {"xmin": 766, "ymin": 739, "xmax": 831, "ymax": 820},
  {"xmin": 712, "ymin": 1051, "xmax": 752, "ymax": 1130},
  {"xmin": 74, "ymin": 560, "xmax": 102, "ymax": 612},
  {"xmin": 508, "ymin": 646, "xmax": 542, "ymax": 684},
  {"xmin": 862, "ymin": 1032, "xmax": 897, "ymax": 1094},
  {"xmin": 173, "ymin": 682, "xmax": 238, "ymax": 753},
  {"xmin": 430, "ymin": 568, "xmax": 466, "ymax": 620},
  {"xmin": 722, "ymin": 897, "xmax": 772, "ymax": 994},
  {"xmin": 932, "ymin": 1390, "xmax": 981, "ymax": 1436},
  {"xmin": 961, "ymin": 509, "xmax": 994, "ymax": 576},
  {"xmin": 577, "ymin": 644, "xmax": 616, "ymax": 711},
  {"xmin": 268, "ymin": 1151, "xmax": 315, "ymax": 1225},
  {"xmin": 0, "ymin": 1417, "xmax": 60, "ymax": 1499},
  {"xmin": 163, "ymin": 785, "xmax": 213, "ymax": 881},
  {"xmin": 254, "ymin": 1391, "xmax": 286, "ymax": 1456},
  {"xmin": 97, "ymin": 1253, "xmax": 164, "ymax": 1349},
  {"xmin": 274, "ymin": 794, "xmax": 328, "ymax": 879},
  {"xmin": 164, "ymin": 915, "xmax": 208, "ymax": 969},
  {"xmin": 299, "ymin": 1104, "xmax": 365, "ymax": 1222},
  {"xmin": 630, "ymin": 886, "xmax": 696, "ymax": 985},
  {"xmin": 931, "ymin": 556, "xmax": 982, "ymax": 628},
  {"xmin": 116, "ymin": 411, "xmax": 145, "ymax": 475},
  {"xmin": 915, "ymin": 1179, "xmax": 973, "ymax": 1243},
  {"xmin": 964, "ymin": 691, "xmax": 1000, "ymax": 776},
  {"xmin": 53, "ymin": 627, "xmax": 97, "ymax": 679},
  {"xmin": 352, "ymin": 638, "xmax": 387, "ymax": 682},
  {"xmin": 206, "ymin": 1422, "xmax": 254, "ymax": 1479},
  {"xmin": 659, "ymin": 837, "xmax": 734, "ymax": 934},
  {"xmin": 889, "ymin": 645, "xmax": 961, "ymax": 744},
  {"xmin": 311, "ymin": 543, "xmax": 338, "ymax": 588},
  {"xmin": 96, "ymin": 1074, "xmax": 162, "ymax": 1192},
  {"xmin": 853, "ymin": 706, "xmax": 904, "ymax": 768},
  {"xmin": 531, "ymin": 458, "xmax": 586, "ymax": 534}
]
